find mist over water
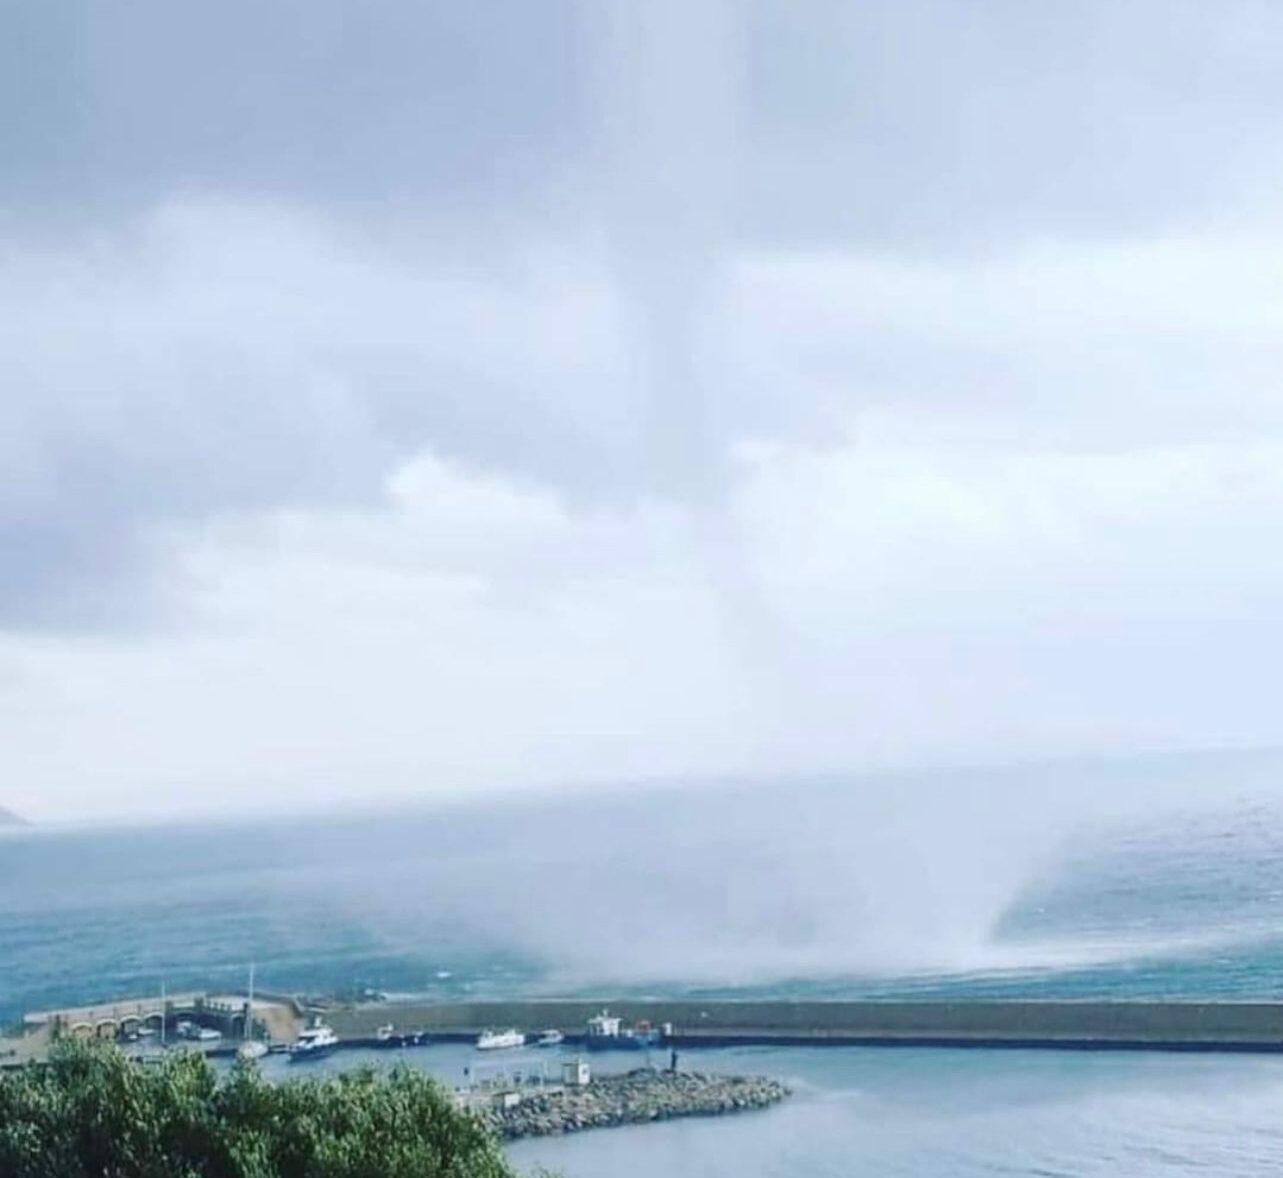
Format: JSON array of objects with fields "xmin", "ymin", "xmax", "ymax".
[
  {"xmin": 6, "ymin": 748, "xmax": 1283, "ymax": 1020},
  {"xmin": 7, "ymin": 758, "xmax": 1283, "ymax": 1178}
]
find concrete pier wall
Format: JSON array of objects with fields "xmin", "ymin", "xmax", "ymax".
[{"xmin": 326, "ymin": 999, "xmax": 1283, "ymax": 1052}]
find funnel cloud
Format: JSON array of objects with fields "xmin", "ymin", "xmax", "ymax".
[{"xmin": 6, "ymin": 2, "xmax": 1283, "ymax": 821}]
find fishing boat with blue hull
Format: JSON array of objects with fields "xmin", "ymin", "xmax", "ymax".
[{"xmin": 584, "ymin": 1009, "xmax": 664, "ymax": 1050}]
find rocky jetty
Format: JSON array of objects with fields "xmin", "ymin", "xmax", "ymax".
[{"xmin": 481, "ymin": 1068, "xmax": 789, "ymax": 1140}]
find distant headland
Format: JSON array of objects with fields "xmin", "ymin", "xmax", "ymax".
[{"xmin": 0, "ymin": 806, "xmax": 26, "ymax": 825}]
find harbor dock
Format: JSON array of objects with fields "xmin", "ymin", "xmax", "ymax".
[
  {"xmin": 9, "ymin": 991, "xmax": 301, "ymax": 1062},
  {"xmin": 12, "ymin": 996, "xmax": 1283, "ymax": 1064},
  {"xmin": 325, "ymin": 998, "xmax": 1283, "ymax": 1054}
]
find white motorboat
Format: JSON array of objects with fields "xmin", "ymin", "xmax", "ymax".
[
  {"xmin": 535, "ymin": 1029, "xmax": 565, "ymax": 1047},
  {"xmin": 289, "ymin": 1022, "xmax": 340, "ymax": 1061},
  {"xmin": 475, "ymin": 1027, "xmax": 524, "ymax": 1050}
]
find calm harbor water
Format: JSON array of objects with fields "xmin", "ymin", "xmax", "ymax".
[
  {"xmin": 7, "ymin": 753, "xmax": 1283, "ymax": 1173},
  {"xmin": 509, "ymin": 1044, "xmax": 1283, "ymax": 1177},
  {"xmin": 223, "ymin": 1039, "xmax": 1283, "ymax": 1177}
]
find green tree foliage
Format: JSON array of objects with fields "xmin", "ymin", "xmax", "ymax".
[{"xmin": 0, "ymin": 1040, "xmax": 517, "ymax": 1178}]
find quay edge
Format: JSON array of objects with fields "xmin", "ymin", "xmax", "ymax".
[
  {"xmin": 324, "ymin": 998, "xmax": 1283, "ymax": 1053},
  {"xmin": 14, "ymin": 998, "xmax": 1283, "ymax": 1064}
]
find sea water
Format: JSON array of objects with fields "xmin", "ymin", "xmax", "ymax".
[
  {"xmin": 213, "ymin": 1040, "xmax": 1283, "ymax": 1176},
  {"xmin": 6, "ymin": 751, "xmax": 1283, "ymax": 1173}
]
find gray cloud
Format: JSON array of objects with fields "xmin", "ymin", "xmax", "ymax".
[
  {"xmin": 0, "ymin": 202, "xmax": 644, "ymax": 625},
  {"xmin": 5, "ymin": 0, "xmax": 1283, "ymax": 634},
  {"xmin": 1, "ymin": 0, "xmax": 582, "ymax": 224},
  {"xmin": 10, "ymin": 2, "xmax": 1283, "ymax": 239},
  {"xmin": 742, "ymin": 0, "xmax": 1283, "ymax": 248}
]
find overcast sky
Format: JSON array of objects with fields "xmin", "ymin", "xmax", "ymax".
[{"xmin": 6, "ymin": 0, "xmax": 1283, "ymax": 821}]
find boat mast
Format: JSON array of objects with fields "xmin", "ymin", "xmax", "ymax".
[{"xmin": 245, "ymin": 963, "xmax": 255, "ymax": 1042}]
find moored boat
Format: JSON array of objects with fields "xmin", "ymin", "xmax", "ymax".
[
  {"xmin": 179, "ymin": 1024, "xmax": 221, "ymax": 1042},
  {"xmin": 374, "ymin": 1023, "xmax": 427, "ymax": 1048},
  {"xmin": 535, "ymin": 1028, "xmax": 565, "ymax": 1047},
  {"xmin": 584, "ymin": 1009, "xmax": 663, "ymax": 1050},
  {"xmin": 476, "ymin": 1027, "xmax": 524, "ymax": 1050},
  {"xmin": 289, "ymin": 1022, "xmax": 339, "ymax": 1061}
]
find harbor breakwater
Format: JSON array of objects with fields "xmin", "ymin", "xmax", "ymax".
[
  {"xmin": 18, "ymin": 997, "xmax": 1283, "ymax": 1062},
  {"xmin": 480, "ymin": 1069, "xmax": 789, "ymax": 1140},
  {"xmin": 328, "ymin": 999, "xmax": 1283, "ymax": 1053}
]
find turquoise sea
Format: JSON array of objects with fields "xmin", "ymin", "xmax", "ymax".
[{"xmin": 7, "ymin": 750, "xmax": 1283, "ymax": 1173}]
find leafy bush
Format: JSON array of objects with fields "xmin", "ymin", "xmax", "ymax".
[{"xmin": 0, "ymin": 1040, "xmax": 516, "ymax": 1178}]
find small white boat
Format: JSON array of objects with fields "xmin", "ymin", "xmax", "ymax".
[
  {"xmin": 535, "ymin": 1029, "xmax": 564, "ymax": 1047},
  {"xmin": 475, "ymin": 1027, "xmax": 524, "ymax": 1050},
  {"xmin": 289, "ymin": 1023, "xmax": 340, "ymax": 1061},
  {"xmin": 237, "ymin": 1040, "xmax": 269, "ymax": 1061}
]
